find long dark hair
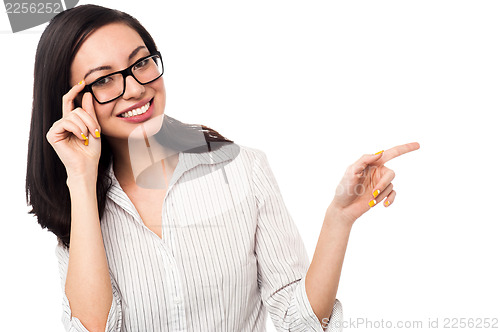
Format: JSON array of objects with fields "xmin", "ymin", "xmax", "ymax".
[{"xmin": 26, "ymin": 4, "xmax": 234, "ymax": 250}]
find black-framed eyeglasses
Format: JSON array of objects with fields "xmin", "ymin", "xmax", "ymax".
[{"xmin": 83, "ymin": 51, "xmax": 164, "ymax": 104}]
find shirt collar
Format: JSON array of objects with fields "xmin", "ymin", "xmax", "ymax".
[
  {"xmin": 107, "ymin": 142, "xmax": 240, "ymax": 188},
  {"xmin": 181, "ymin": 141, "xmax": 240, "ymax": 172}
]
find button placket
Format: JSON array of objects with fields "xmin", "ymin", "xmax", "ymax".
[
  {"xmin": 155, "ymin": 240, "xmax": 186, "ymax": 329},
  {"xmin": 167, "ymin": 200, "xmax": 178, "ymax": 252},
  {"xmin": 159, "ymin": 193, "xmax": 186, "ymax": 329}
]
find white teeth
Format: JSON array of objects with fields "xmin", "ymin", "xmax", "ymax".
[{"xmin": 120, "ymin": 102, "xmax": 150, "ymax": 118}]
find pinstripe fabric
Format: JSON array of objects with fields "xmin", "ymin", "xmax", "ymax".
[{"xmin": 55, "ymin": 143, "xmax": 343, "ymax": 331}]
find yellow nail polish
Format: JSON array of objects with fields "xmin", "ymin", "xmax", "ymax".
[
  {"xmin": 385, "ymin": 200, "xmax": 390, "ymax": 207},
  {"xmin": 372, "ymin": 189, "xmax": 380, "ymax": 198},
  {"xmin": 78, "ymin": 80, "xmax": 85, "ymax": 85},
  {"xmin": 95, "ymin": 129, "xmax": 100, "ymax": 138},
  {"xmin": 375, "ymin": 150, "xmax": 384, "ymax": 155},
  {"xmin": 80, "ymin": 133, "xmax": 88, "ymax": 140},
  {"xmin": 84, "ymin": 139, "xmax": 89, "ymax": 146},
  {"xmin": 369, "ymin": 199, "xmax": 377, "ymax": 207}
]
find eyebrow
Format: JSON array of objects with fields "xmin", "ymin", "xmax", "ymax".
[
  {"xmin": 128, "ymin": 46, "xmax": 146, "ymax": 61},
  {"xmin": 83, "ymin": 46, "xmax": 147, "ymax": 80}
]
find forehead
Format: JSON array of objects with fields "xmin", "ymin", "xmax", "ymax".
[{"xmin": 71, "ymin": 23, "xmax": 146, "ymax": 77}]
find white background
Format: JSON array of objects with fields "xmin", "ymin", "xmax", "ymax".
[{"xmin": 1, "ymin": 1, "xmax": 499, "ymax": 331}]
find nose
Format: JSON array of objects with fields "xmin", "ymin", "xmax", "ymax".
[{"xmin": 122, "ymin": 75, "xmax": 146, "ymax": 100}]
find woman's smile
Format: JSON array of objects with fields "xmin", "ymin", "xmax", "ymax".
[{"xmin": 117, "ymin": 97, "xmax": 154, "ymax": 123}]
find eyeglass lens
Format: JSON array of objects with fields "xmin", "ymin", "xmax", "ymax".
[{"xmin": 91, "ymin": 55, "xmax": 163, "ymax": 103}]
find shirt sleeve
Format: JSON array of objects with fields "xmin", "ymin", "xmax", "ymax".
[
  {"xmin": 251, "ymin": 149, "xmax": 343, "ymax": 332},
  {"xmin": 55, "ymin": 241, "xmax": 123, "ymax": 332}
]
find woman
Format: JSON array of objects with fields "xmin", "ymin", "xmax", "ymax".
[{"xmin": 25, "ymin": 4, "xmax": 419, "ymax": 332}]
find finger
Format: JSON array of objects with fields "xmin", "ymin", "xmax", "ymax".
[
  {"xmin": 373, "ymin": 142, "xmax": 420, "ymax": 166},
  {"xmin": 72, "ymin": 107, "xmax": 101, "ymax": 139},
  {"xmin": 47, "ymin": 118, "xmax": 89, "ymax": 145},
  {"xmin": 368, "ymin": 183, "xmax": 393, "ymax": 208},
  {"xmin": 66, "ymin": 110, "xmax": 90, "ymax": 136},
  {"xmin": 82, "ymin": 91, "xmax": 99, "ymax": 125},
  {"xmin": 383, "ymin": 190, "xmax": 396, "ymax": 207},
  {"xmin": 62, "ymin": 80, "xmax": 87, "ymax": 117},
  {"xmin": 351, "ymin": 152, "xmax": 384, "ymax": 175},
  {"xmin": 372, "ymin": 166, "xmax": 396, "ymax": 198}
]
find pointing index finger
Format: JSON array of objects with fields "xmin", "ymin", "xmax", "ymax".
[{"xmin": 375, "ymin": 142, "xmax": 420, "ymax": 165}]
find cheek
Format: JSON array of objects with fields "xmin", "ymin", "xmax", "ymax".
[
  {"xmin": 93, "ymin": 103, "xmax": 116, "ymax": 125},
  {"xmin": 152, "ymin": 82, "xmax": 166, "ymax": 106},
  {"xmin": 152, "ymin": 78, "xmax": 166, "ymax": 96},
  {"xmin": 95, "ymin": 113, "xmax": 104, "ymax": 126}
]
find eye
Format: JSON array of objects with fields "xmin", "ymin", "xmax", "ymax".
[
  {"xmin": 133, "ymin": 58, "xmax": 151, "ymax": 70},
  {"xmin": 93, "ymin": 76, "xmax": 113, "ymax": 88}
]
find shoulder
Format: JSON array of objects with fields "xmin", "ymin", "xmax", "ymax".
[
  {"xmin": 235, "ymin": 144, "xmax": 276, "ymax": 185},
  {"xmin": 210, "ymin": 142, "xmax": 268, "ymax": 169},
  {"xmin": 236, "ymin": 143, "xmax": 267, "ymax": 162}
]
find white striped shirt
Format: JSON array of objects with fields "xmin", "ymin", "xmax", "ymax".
[{"xmin": 55, "ymin": 142, "xmax": 343, "ymax": 331}]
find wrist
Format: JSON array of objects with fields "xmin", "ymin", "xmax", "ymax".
[
  {"xmin": 326, "ymin": 203, "xmax": 356, "ymax": 228},
  {"xmin": 66, "ymin": 170, "xmax": 98, "ymax": 189}
]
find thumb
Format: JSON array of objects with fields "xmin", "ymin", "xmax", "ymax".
[{"xmin": 351, "ymin": 151, "xmax": 384, "ymax": 175}]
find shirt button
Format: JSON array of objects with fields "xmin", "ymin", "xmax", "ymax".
[{"xmin": 173, "ymin": 296, "xmax": 182, "ymax": 304}]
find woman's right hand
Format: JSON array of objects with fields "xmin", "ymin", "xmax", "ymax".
[{"xmin": 46, "ymin": 80, "xmax": 102, "ymax": 179}]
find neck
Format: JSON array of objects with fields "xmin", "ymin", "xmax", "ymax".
[{"xmin": 107, "ymin": 134, "xmax": 178, "ymax": 188}]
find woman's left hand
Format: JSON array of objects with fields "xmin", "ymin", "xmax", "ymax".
[{"xmin": 328, "ymin": 142, "xmax": 420, "ymax": 225}]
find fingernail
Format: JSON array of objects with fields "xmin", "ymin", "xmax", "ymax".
[
  {"xmin": 369, "ymin": 199, "xmax": 377, "ymax": 207},
  {"xmin": 372, "ymin": 189, "xmax": 380, "ymax": 198},
  {"xmin": 95, "ymin": 129, "xmax": 100, "ymax": 138},
  {"xmin": 78, "ymin": 80, "xmax": 85, "ymax": 85},
  {"xmin": 385, "ymin": 200, "xmax": 390, "ymax": 207},
  {"xmin": 81, "ymin": 133, "xmax": 89, "ymax": 146},
  {"xmin": 374, "ymin": 150, "xmax": 384, "ymax": 155}
]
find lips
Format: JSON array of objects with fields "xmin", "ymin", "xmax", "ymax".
[
  {"xmin": 116, "ymin": 98, "xmax": 153, "ymax": 117},
  {"xmin": 117, "ymin": 98, "xmax": 155, "ymax": 123}
]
